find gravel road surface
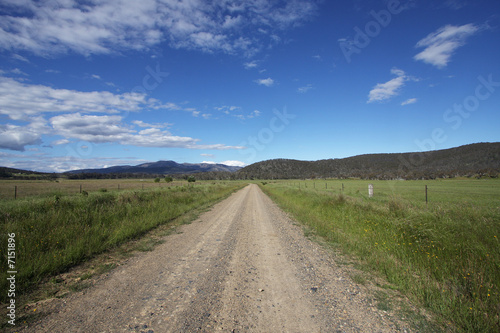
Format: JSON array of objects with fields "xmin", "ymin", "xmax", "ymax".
[{"xmin": 21, "ymin": 184, "xmax": 409, "ymax": 332}]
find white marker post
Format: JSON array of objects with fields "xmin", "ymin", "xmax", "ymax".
[{"xmin": 368, "ymin": 184, "xmax": 374, "ymax": 198}]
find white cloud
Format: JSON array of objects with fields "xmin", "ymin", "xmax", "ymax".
[
  {"xmin": 52, "ymin": 139, "xmax": 70, "ymax": 145},
  {"xmin": 215, "ymin": 106, "xmax": 260, "ymax": 120},
  {"xmin": 0, "ymin": 124, "xmax": 42, "ymax": 151},
  {"xmin": 248, "ymin": 110, "xmax": 261, "ymax": 118},
  {"xmin": 0, "ymin": 75, "xmax": 246, "ymax": 152},
  {"xmin": 220, "ymin": 160, "xmax": 246, "ymax": 167},
  {"xmin": 0, "ymin": 75, "xmax": 233, "ymax": 150},
  {"xmin": 202, "ymin": 160, "xmax": 245, "ymax": 167},
  {"xmin": 195, "ymin": 143, "xmax": 245, "ymax": 150},
  {"xmin": 132, "ymin": 120, "xmax": 172, "ymax": 129},
  {"xmin": 0, "ymin": 76, "xmax": 194, "ymax": 121},
  {"xmin": 0, "ymin": 116, "xmax": 50, "ymax": 151},
  {"xmin": 49, "ymin": 113, "xmax": 244, "ymax": 150},
  {"xmin": 255, "ymin": 77, "xmax": 274, "ymax": 87},
  {"xmin": 186, "ymin": 32, "xmax": 231, "ymax": 53},
  {"xmin": 390, "ymin": 68, "xmax": 405, "ymax": 77},
  {"xmin": 0, "ymin": 76, "xmax": 166, "ymax": 120},
  {"xmin": 401, "ymin": 98, "xmax": 418, "ymax": 106},
  {"xmin": 297, "ymin": 84, "xmax": 314, "ymax": 93},
  {"xmin": 10, "ymin": 68, "xmax": 27, "ymax": 76},
  {"xmin": 12, "ymin": 54, "xmax": 29, "ymax": 62},
  {"xmin": 215, "ymin": 105, "xmax": 241, "ymax": 115},
  {"xmin": 443, "ymin": 0, "xmax": 468, "ymax": 10},
  {"xmin": 414, "ymin": 24, "xmax": 479, "ymax": 68},
  {"xmin": 368, "ymin": 68, "xmax": 411, "ymax": 103},
  {"xmin": 50, "ymin": 113, "xmax": 133, "ymax": 143},
  {"xmin": 124, "ymin": 132, "xmax": 200, "ymax": 149},
  {"xmin": 0, "ymin": 0, "xmax": 318, "ymax": 57},
  {"xmin": 244, "ymin": 61, "xmax": 258, "ymax": 69}
]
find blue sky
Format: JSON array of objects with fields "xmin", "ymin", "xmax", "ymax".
[{"xmin": 0, "ymin": 0, "xmax": 499, "ymax": 172}]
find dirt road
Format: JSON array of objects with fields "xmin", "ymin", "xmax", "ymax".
[{"xmin": 21, "ymin": 184, "xmax": 408, "ymax": 332}]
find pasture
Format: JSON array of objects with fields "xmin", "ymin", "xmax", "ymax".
[
  {"xmin": 260, "ymin": 178, "xmax": 500, "ymax": 332},
  {"xmin": 0, "ymin": 178, "xmax": 188, "ymax": 200}
]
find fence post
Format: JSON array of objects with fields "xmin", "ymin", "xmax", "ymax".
[
  {"xmin": 80, "ymin": 184, "xmax": 82, "ymax": 193},
  {"xmin": 425, "ymin": 185, "xmax": 428, "ymax": 205},
  {"xmin": 369, "ymin": 184, "xmax": 374, "ymax": 198},
  {"xmin": 14, "ymin": 186, "xmax": 17, "ymax": 199}
]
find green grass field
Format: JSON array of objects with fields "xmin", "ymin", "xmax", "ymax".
[
  {"xmin": 0, "ymin": 180, "xmax": 245, "ymax": 303},
  {"xmin": 260, "ymin": 178, "xmax": 500, "ymax": 332},
  {"xmin": 0, "ymin": 178, "xmax": 189, "ymax": 200}
]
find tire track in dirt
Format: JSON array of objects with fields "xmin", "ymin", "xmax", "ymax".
[{"xmin": 19, "ymin": 184, "xmax": 409, "ymax": 332}]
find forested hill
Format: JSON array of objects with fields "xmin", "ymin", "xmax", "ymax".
[{"xmin": 237, "ymin": 142, "xmax": 500, "ymax": 180}]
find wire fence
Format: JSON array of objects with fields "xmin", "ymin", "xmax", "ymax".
[
  {"xmin": 0, "ymin": 179, "xmax": 191, "ymax": 200},
  {"xmin": 2, "ymin": 179, "xmax": 499, "ymax": 209},
  {"xmin": 275, "ymin": 179, "xmax": 500, "ymax": 208}
]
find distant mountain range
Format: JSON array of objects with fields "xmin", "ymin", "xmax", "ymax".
[
  {"xmin": 1, "ymin": 142, "xmax": 499, "ymax": 180},
  {"xmin": 65, "ymin": 160, "xmax": 242, "ymax": 175}
]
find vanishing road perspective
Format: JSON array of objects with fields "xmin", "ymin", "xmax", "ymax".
[{"xmin": 23, "ymin": 184, "xmax": 409, "ymax": 332}]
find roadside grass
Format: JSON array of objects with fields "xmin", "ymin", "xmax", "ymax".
[
  {"xmin": 260, "ymin": 179, "xmax": 500, "ymax": 332},
  {"xmin": 0, "ymin": 181, "xmax": 246, "ymax": 304}
]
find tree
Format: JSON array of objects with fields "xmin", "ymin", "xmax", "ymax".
[
  {"xmin": 187, "ymin": 176, "xmax": 196, "ymax": 183},
  {"xmin": 164, "ymin": 176, "xmax": 173, "ymax": 183},
  {"xmin": 154, "ymin": 177, "xmax": 160, "ymax": 183},
  {"xmin": 0, "ymin": 169, "xmax": 12, "ymax": 178}
]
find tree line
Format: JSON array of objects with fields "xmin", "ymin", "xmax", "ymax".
[{"xmin": 235, "ymin": 142, "xmax": 500, "ymax": 180}]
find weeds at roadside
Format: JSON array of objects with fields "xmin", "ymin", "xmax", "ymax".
[
  {"xmin": 136, "ymin": 238, "xmax": 165, "ymax": 252},
  {"xmin": 68, "ymin": 281, "xmax": 92, "ymax": 293},
  {"xmin": 374, "ymin": 290, "xmax": 392, "ymax": 312},
  {"xmin": 350, "ymin": 273, "xmax": 367, "ymax": 285},
  {"xmin": 96, "ymin": 263, "xmax": 117, "ymax": 274},
  {"xmin": 79, "ymin": 272, "xmax": 93, "ymax": 281}
]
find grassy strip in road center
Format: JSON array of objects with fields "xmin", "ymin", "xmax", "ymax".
[
  {"xmin": 0, "ymin": 182, "xmax": 246, "ymax": 304},
  {"xmin": 259, "ymin": 181, "xmax": 499, "ymax": 332}
]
